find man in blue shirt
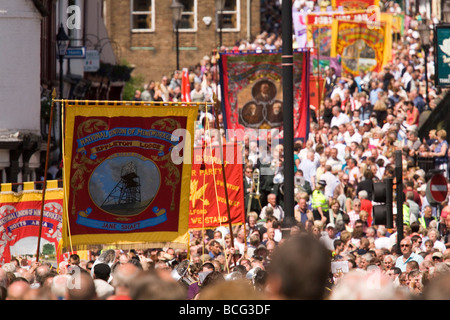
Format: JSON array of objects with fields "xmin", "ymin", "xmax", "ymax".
[
  {"xmin": 369, "ymin": 80, "xmax": 383, "ymax": 106},
  {"xmin": 395, "ymin": 237, "xmax": 424, "ymax": 272}
]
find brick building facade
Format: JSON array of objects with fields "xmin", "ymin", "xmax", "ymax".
[{"xmin": 104, "ymin": 0, "xmax": 260, "ymax": 83}]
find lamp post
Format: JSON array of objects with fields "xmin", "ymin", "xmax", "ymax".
[
  {"xmin": 281, "ymin": 0, "xmax": 295, "ymax": 231},
  {"xmin": 418, "ymin": 21, "xmax": 431, "ymax": 110},
  {"xmin": 56, "ymin": 23, "xmax": 69, "ymax": 159},
  {"xmin": 215, "ymin": 0, "xmax": 225, "ymax": 49},
  {"xmin": 170, "ymin": 0, "xmax": 184, "ymax": 71}
]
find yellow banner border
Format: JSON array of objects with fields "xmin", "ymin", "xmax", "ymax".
[{"xmin": 0, "ymin": 181, "xmax": 62, "ymax": 203}]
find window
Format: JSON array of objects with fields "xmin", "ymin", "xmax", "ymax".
[
  {"xmin": 131, "ymin": 0, "xmax": 155, "ymax": 32},
  {"xmin": 217, "ymin": 0, "xmax": 240, "ymax": 32},
  {"xmin": 178, "ymin": 0, "xmax": 197, "ymax": 32}
]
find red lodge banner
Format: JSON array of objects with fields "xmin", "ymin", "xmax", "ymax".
[
  {"xmin": 189, "ymin": 143, "xmax": 245, "ymax": 230},
  {"xmin": 62, "ymin": 101, "xmax": 198, "ymax": 250},
  {"xmin": 0, "ymin": 181, "xmax": 63, "ymax": 265}
]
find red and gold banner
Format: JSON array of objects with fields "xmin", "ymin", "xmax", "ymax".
[
  {"xmin": 189, "ymin": 143, "xmax": 245, "ymax": 230},
  {"xmin": 0, "ymin": 181, "xmax": 63, "ymax": 265},
  {"xmin": 62, "ymin": 101, "xmax": 198, "ymax": 250}
]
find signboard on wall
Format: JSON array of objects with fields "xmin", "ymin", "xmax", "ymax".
[{"xmin": 435, "ymin": 24, "xmax": 450, "ymax": 87}]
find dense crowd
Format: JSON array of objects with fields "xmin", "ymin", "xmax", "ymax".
[{"xmin": 3, "ymin": 1, "xmax": 450, "ymax": 301}]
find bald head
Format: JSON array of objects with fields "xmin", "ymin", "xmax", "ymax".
[
  {"xmin": 7, "ymin": 279, "xmax": 30, "ymax": 300},
  {"xmin": 111, "ymin": 263, "xmax": 141, "ymax": 297},
  {"xmin": 66, "ymin": 272, "xmax": 96, "ymax": 300}
]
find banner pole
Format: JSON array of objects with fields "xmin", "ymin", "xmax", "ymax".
[
  {"xmin": 212, "ymin": 93, "xmax": 237, "ymax": 266},
  {"xmin": 36, "ymin": 89, "xmax": 57, "ymax": 263},
  {"xmin": 212, "ymin": 53, "xmax": 236, "ymax": 251}
]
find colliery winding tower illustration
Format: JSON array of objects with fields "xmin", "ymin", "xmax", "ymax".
[{"xmin": 102, "ymin": 162, "xmax": 141, "ymax": 208}]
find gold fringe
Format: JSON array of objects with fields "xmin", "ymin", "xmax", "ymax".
[{"xmin": 62, "ymin": 242, "xmax": 188, "ymax": 253}]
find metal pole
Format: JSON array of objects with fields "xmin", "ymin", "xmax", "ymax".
[
  {"xmin": 281, "ymin": 0, "xmax": 295, "ymax": 230},
  {"xmin": 36, "ymin": 89, "xmax": 57, "ymax": 263},
  {"xmin": 395, "ymin": 150, "xmax": 403, "ymax": 254},
  {"xmin": 219, "ymin": 10, "xmax": 223, "ymax": 48},
  {"xmin": 424, "ymin": 45, "xmax": 429, "ymax": 110},
  {"xmin": 385, "ymin": 177, "xmax": 394, "ymax": 229},
  {"xmin": 59, "ymin": 55, "xmax": 64, "ymax": 160},
  {"xmin": 317, "ymin": 26, "xmax": 322, "ymax": 124},
  {"xmin": 176, "ymin": 20, "xmax": 180, "ymax": 71}
]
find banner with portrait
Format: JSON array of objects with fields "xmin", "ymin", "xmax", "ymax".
[
  {"xmin": 219, "ymin": 51, "xmax": 310, "ymax": 142},
  {"xmin": 189, "ymin": 143, "xmax": 245, "ymax": 230},
  {"xmin": 0, "ymin": 181, "xmax": 63, "ymax": 265},
  {"xmin": 62, "ymin": 101, "xmax": 198, "ymax": 250},
  {"xmin": 330, "ymin": 18, "xmax": 391, "ymax": 76}
]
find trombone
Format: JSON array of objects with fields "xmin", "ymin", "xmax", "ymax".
[
  {"xmin": 247, "ymin": 168, "xmax": 261, "ymax": 215},
  {"xmin": 252, "ymin": 168, "xmax": 260, "ymax": 198}
]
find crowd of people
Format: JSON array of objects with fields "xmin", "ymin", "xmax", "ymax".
[{"xmin": 3, "ymin": 1, "xmax": 450, "ymax": 301}]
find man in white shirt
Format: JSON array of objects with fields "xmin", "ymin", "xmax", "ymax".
[
  {"xmin": 401, "ymin": 65, "xmax": 413, "ymax": 88},
  {"xmin": 330, "ymin": 106, "xmax": 350, "ymax": 129},
  {"xmin": 346, "ymin": 158, "xmax": 361, "ymax": 185},
  {"xmin": 259, "ymin": 193, "xmax": 285, "ymax": 221},
  {"xmin": 330, "ymin": 79, "xmax": 346, "ymax": 101},
  {"xmin": 297, "ymin": 149, "xmax": 317, "ymax": 190},
  {"xmin": 320, "ymin": 165, "xmax": 340, "ymax": 202},
  {"xmin": 326, "ymin": 147, "xmax": 344, "ymax": 174},
  {"xmin": 381, "ymin": 114, "xmax": 395, "ymax": 133},
  {"xmin": 320, "ymin": 223, "xmax": 340, "ymax": 251},
  {"xmin": 344, "ymin": 123, "xmax": 362, "ymax": 145},
  {"xmin": 374, "ymin": 226, "xmax": 391, "ymax": 250}
]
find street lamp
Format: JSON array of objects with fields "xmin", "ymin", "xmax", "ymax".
[
  {"xmin": 418, "ymin": 21, "xmax": 431, "ymax": 110},
  {"xmin": 215, "ymin": 0, "xmax": 225, "ymax": 48},
  {"xmin": 56, "ymin": 23, "xmax": 69, "ymax": 99},
  {"xmin": 170, "ymin": 0, "xmax": 184, "ymax": 71},
  {"xmin": 56, "ymin": 23, "xmax": 69, "ymax": 160}
]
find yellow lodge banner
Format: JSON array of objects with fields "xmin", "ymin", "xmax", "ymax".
[
  {"xmin": 0, "ymin": 181, "xmax": 63, "ymax": 265},
  {"xmin": 331, "ymin": 17, "xmax": 392, "ymax": 76},
  {"xmin": 62, "ymin": 100, "xmax": 198, "ymax": 250}
]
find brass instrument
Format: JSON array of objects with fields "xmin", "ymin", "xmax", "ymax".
[
  {"xmin": 252, "ymin": 168, "xmax": 260, "ymax": 198},
  {"xmin": 247, "ymin": 168, "xmax": 261, "ymax": 215}
]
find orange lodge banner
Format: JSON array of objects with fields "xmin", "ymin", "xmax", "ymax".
[
  {"xmin": 62, "ymin": 101, "xmax": 198, "ymax": 250},
  {"xmin": 189, "ymin": 143, "xmax": 245, "ymax": 230}
]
